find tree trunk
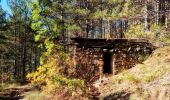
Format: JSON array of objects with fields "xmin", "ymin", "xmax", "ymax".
[
  {"xmin": 156, "ymin": 1, "xmax": 159, "ymax": 25},
  {"xmin": 14, "ymin": 24, "xmax": 18, "ymax": 79},
  {"xmin": 144, "ymin": 3, "xmax": 149, "ymax": 31},
  {"xmin": 22, "ymin": 45, "xmax": 26, "ymax": 81}
]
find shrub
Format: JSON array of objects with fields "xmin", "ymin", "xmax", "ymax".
[
  {"xmin": 125, "ymin": 24, "xmax": 170, "ymax": 43},
  {"xmin": 27, "ymin": 39, "xmax": 85, "ymax": 99}
]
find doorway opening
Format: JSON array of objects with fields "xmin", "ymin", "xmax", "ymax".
[{"xmin": 103, "ymin": 52, "xmax": 113, "ymax": 74}]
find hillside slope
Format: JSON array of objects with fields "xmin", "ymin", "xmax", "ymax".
[{"xmin": 98, "ymin": 46, "xmax": 170, "ymax": 100}]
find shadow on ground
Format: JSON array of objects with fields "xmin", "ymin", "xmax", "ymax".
[
  {"xmin": 103, "ymin": 91, "xmax": 131, "ymax": 100},
  {"xmin": 0, "ymin": 85, "xmax": 33, "ymax": 100}
]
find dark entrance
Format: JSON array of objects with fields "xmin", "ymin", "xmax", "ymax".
[{"xmin": 103, "ymin": 52, "xmax": 113, "ymax": 74}]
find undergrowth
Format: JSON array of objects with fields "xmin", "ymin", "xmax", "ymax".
[
  {"xmin": 125, "ymin": 24, "xmax": 170, "ymax": 43},
  {"xmin": 26, "ymin": 39, "xmax": 86, "ymax": 99}
]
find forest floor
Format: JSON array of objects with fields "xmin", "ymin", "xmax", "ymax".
[
  {"xmin": 0, "ymin": 85, "xmax": 34, "ymax": 100},
  {"xmin": 95, "ymin": 46, "xmax": 170, "ymax": 99}
]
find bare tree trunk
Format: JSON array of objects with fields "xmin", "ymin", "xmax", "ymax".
[
  {"xmin": 29, "ymin": 44, "xmax": 33, "ymax": 72},
  {"xmin": 0, "ymin": 54, "xmax": 3, "ymax": 86},
  {"xmin": 165, "ymin": 14, "xmax": 168, "ymax": 28},
  {"xmin": 14, "ymin": 24, "xmax": 18, "ymax": 79},
  {"xmin": 144, "ymin": 3, "xmax": 149, "ymax": 31},
  {"xmin": 100, "ymin": 0, "xmax": 103, "ymax": 38},
  {"xmin": 100, "ymin": 19, "xmax": 103, "ymax": 38},
  {"xmin": 155, "ymin": 1, "xmax": 159, "ymax": 25},
  {"xmin": 22, "ymin": 43, "xmax": 26, "ymax": 81},
  {"xmin": 86, "ymin": 19, "xmax": 89, "ymax": 38},
  {"xmin": 165, "ymin": 0, "xmax": 168, "ymax": 28},
  {"xmin": 34, "ymin": 44, "xmax": 37, "ymax": 71}
]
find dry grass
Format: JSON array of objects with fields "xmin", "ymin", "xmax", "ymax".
[
  {"xmin": 24, "ymin": 91, "xmax": 46, "ymax": 100},
  {"xmin": 0, "ymin": 82, "xmax": 21, "ymax": 90},
  {"xmin": 99, "ymin": 46, "xmax": 170, "ymax": 99}
]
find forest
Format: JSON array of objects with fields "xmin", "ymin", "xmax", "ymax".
[{"xmin": 0, "ymin": 0, "xmax": 170, "ymax": 100}]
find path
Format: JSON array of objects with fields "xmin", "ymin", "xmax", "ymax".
[{"xmin": 0, "ymin": 85, "xmax": 33, "ymax": 100}]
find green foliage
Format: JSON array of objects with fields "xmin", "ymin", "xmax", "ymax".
[
  {"xmin": 53, "ymin": 75, "xmax": 84, "ymax": 90},
  {"xmin": 31, "ymin": 0, "xmax": 78, "ymax": 42},
  {"xmin": 124, "ymin": 73, "xmax": 140, "ymax": 83},
  {"xmin": 125, "ymin": 24, "xmax": 170, "ymax": 42},
  {"xmin": 0, "ymin": 6, "xmax": 8, "ymax": 51},
  {"xmin": 125, "ymin": 25, "xmax": 146, "ymax": 38},
  {"xmin": 28, "ymin": 1, "xmax": 86, "ymax": 98},
  {"xmin": 27, "ymin": 53, "xmax": 84, "ymax": 95},
  {"xmin": 108, "ymin": 0, "xmax": 137, "ymax": 20},
  {"xmin": 92, "ymin": 9, "xmax": 108, "ymax": 20},
  {"xmin": 75, "ymin": 8, "xmax": 90, "ymax": 16},
  {"xmin": 27, "ymin": 38, "xmax": 84, "ymax": 94},
  {"xmin": 150, "ymin": 25, "xmax": 170, "ymax": 42}
]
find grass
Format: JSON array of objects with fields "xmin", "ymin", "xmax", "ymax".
[
  {"xmin": 116, "ymin": 46, "xmax": 170, "ymax": 84},
  {"xmin": 0, "ymin": 82, "xmax": 20, "ymax": 90},
  {"xmin": 24, "ymin": 91, "xmax": 45, "ymax": 100},
  {"xmin": 99, "ymin": 46, "xmax": 170, "ymax": 99}
]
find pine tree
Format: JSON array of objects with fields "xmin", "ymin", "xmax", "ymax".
[{"xmin": 7, "ymin": 0, "xmax": 40, "ymax": 81}]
